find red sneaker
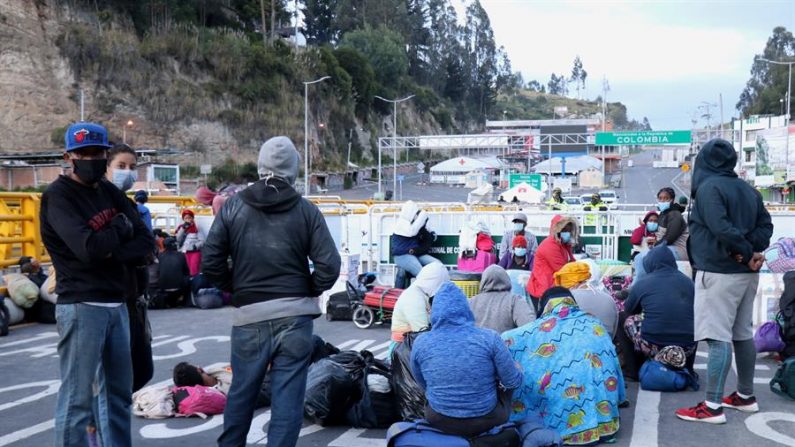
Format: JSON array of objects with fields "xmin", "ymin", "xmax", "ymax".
[
  {"xmin": 675, "ymin": 402, "xmax": 727, "ymax": 424},
  {"xmin": 722, "ymin": 392, "xmax": 759, "ymax": 413}
]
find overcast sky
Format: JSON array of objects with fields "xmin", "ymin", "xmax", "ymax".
[{"xmin": 479, "ymin": 0, "xmax": 795, "ymax": 130}]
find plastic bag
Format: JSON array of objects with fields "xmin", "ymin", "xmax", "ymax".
[
  {"xmin": 304, "ymin": 356, "xmax": 363, "ymax": 426},
  {"xmin": 390, "ymin": 330, "xmax": 428, "ymax": 420},
  {"xmin": 345, "ymin": 355, "xmax": 399, "ymax": 429},
  {"xmin": 4, "ymin": 274, "xmax": 39, "ymax": 309}
]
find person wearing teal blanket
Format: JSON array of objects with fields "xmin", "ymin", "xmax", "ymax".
[{"xmin": 502, "ymin": 287, "xmax": 625, "ymax": 445}]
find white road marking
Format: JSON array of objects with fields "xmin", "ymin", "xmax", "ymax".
[
  {"xmin": 629, "ymin": 389, "xmax": 660, "ymax": 447},
  {"xmin": 328, "ymin": 428, "xmax": 383, "ymax": 447},
  {"xmin": 0, "ymin": 380, "xmax": 61, "ymax": 412},
  {"xmin": 152, "ymin": 336, "xmax": 230, "ymax": 361},
  {"xmin": 0, "ymin": 419, "xmax": 55, "ymax": 446},
  {"xmin": 0, "ymin": 332, "xmax": 58, "ymax": 349},
  {"xmin": 744, "ymin": 412, "xmax": 795, "ymax": 446},
  {"xmin": 140, "ymin": 415, "xmax": 225, "ymax": 438},
  {"xmin": 336, "ymin": 339, "xmax": 361, "ymax": 349},
  {"xmin": 349, "ymin": 340, "xmax": 377, "ymax": 351},
  {"xmin": 693, "ymin": 363, "xmax": 769, "ymax": 371},
  {"xmin": 150, "ymin": 335, "xmax": 191, "ymax": 348},
  {"xmin": 245, "ymin": 410, "xmax": 271, "ymax": 444},
  {"xmin": 0, "ymin": 343, "xmax": 58, "ymax": 358}
]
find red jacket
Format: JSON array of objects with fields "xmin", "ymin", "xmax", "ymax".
[
  {"xmin": 527, "ymin": 215, "xmax": 577, "ymax": 298},
  {"xmin": 630, "ymin": 211, "xmax": 659, "ymax": 245}
]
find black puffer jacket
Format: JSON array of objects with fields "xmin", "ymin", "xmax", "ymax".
[
  {"xmin": 201, "ymin": 178, "xmax": 341, "ymax": 307},
  {"xmin": 688, "ymin": 139, "xmax": 773, "ymax": 273}
]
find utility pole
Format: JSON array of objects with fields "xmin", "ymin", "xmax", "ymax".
[
  {"xmin": 294, "ymin": 0, "xmax": 298, "ymax": 46},
  {"xmin": 259, "ymin": 0, "xmax": 268, "ymax": 46},
  {"xmin": 699, "ymin": 101, "xmax": 717, "ymax": 139},
  {"xmin": 601, "ymin": 77, "xmax": 610, "ymax": 188},
  {"xmin": 719, "ymin": 93, "xmax": 724, "ymax": 140},
  {"xmin": 375, "ymin": 94, "xmax": 415, "ymax": 196}
]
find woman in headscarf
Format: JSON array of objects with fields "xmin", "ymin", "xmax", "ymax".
[
  {"xmin": 552, "ymin": 262, "xmax": 618, "ymax": 338},
  {"xmin": 503, "ymin": 287, "xmax": 625, "ymax": 445},
  {"xmin": 526, "ymin": 215, "xmax": 578, "ymax": 313}
]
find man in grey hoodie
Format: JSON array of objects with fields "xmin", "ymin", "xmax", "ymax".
[
  {"xmin": 203, "ymin": 136, "xmax": 341, "ymax": 447},
  {"xmin": 469, "ymin": 265, "xmax": 535, "ymax": 334}
]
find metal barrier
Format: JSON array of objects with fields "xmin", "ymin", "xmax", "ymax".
[{"xmin": 0, "ymin": 193, "xmax": 48, "ymax": 268}]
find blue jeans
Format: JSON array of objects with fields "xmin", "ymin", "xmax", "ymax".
[
  {"xmin": 394, "ymin": 254, "xmax": 440, "ymax": 278},
  {"xmin": 54, "ymin": 303, "xmax": 132, "ymax": 447},
  {"xmin": 218, "ymin": 315, "xmax": 314, "ymax": 447}
]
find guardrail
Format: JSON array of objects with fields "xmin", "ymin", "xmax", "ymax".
[{"xmin": 0, "ymin": 192, "xmax": 48, "ymax": 268}]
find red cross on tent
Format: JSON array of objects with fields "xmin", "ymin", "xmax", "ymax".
[{"xmin": 459, "ymin": 158, "xmax": 466, "ymax": 165}]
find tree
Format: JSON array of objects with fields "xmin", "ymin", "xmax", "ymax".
[
  {"xmin": 334, "ymin": 47, "xmax": 376, "ymax": 116},
  {"xmin": 303, "ymin": 0, "xmax": 339, "ymax": 44},
  {"xmin": 569, "ymin": 55, "xmax": 587, "ymax": 99},
  {"xmin": 547, "ymin": 73, "xmax": 567, "ymax": 96},
  {"xmin": 340, "ymin": 26, "xmax": 408, "ymax": 91},
  {"xmin": 737, "ymin": 26, "xmax": 795, "ymax": 115},
  {"xmin": 527, "ymin": 80, "xmax": 543, "ymax": 92},
  {"xmin": 642, "ymin": 117, "xmax": 652, "ymax": 131}
]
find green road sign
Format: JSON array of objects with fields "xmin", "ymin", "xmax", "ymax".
[
  {"xmin": 509, "ymin": 173, "xmax": 543, "ymax": 190},
  {"xmin": 595, "ymin": 130, "xmax": 691, "ymax": 145}
]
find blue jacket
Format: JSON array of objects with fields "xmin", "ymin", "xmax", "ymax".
[
  {"xmin": 688, "ymin": 139, "xmax": 773, "ymax": 273},
  {"xmin": 624, "ymin": 246, "xmax": 694, "ymax": 346},
  {"xmin": 411, "ymin": 282, "xmax": 522, "ymax": 418},
  {"xmin": 137, "ymin": 203, "xmax": 153, "ymax": 232}
]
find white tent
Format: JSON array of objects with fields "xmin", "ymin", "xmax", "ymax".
[
  {"xmin": 430, "ymin": 157, "xmax": 504, "ymax": 185},
  {"xmin": 467, "ymin": 183, "xmax": 493, "ymax": 204},
  {"xmin": 532, "ymin": 155, "xmax": 602, "ymax": 175},
  {"xmin": 498, "ymin": 182, "xmax": 545, "ymax": 204}
]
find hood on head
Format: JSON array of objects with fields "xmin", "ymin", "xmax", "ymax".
[
  {"xmin": 399, "ymin": 201, "xmax": 420, "ymax": 222},
  {"xmin": 479, "ymin": 265, "xmax": 512, "ymax": 293},
  {"xmin": 643, "ymin": 211, "xmax": 658, "ymax": 223},
  {"xmin": 691, "ymin": 139, "xmax": 737, "ymax": 198},
  {"xmin": 258, "ymin": 136, "xmax": 300, "ymax": 186},
  {"xmin": 430, "ymin": 282, "xmax": 475, "ymax": 328},
  {"xmin": 394, "ymin": 201, "xmax": 428, "ymax": 237},
  {"xmin": 549, "ymin": 215, "xmax": 579, "ymax": 242},
  {"xmin": 413, "ymin": 262, "xmax": 449, "ymax": 297},
  {"xmin": 237, "ymin": 178, "xmax": 301, "ymax": 212},
  {"xmin": 642, "ymin": 245, "xmax": 677, "ymax": 273}
]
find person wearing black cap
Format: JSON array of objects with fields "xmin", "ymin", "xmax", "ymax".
[
  {"xmin": 498, "ymin": 212, "xmax": 537, "ymax": 260},
  {"xmin": 41, "ymin": 122, "xmax": 153, "ymax": 447}
]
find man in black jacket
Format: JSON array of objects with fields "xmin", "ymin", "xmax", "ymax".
[
  {"xmin": 41, "ymin": 122, "xmax": 153, "ymax": 447},
  {"xmin": 676, "ymin": 139, "xmax": 773, "ymax": 425},
  {"xmin": 203, "ymin": 136, "xmax": 341, "ymax": 447},
  {"xmin": 154, "ymin": 237, "xmax": 191, "ymax": 307}
]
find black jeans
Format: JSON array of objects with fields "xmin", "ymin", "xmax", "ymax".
[{"xmin": 425, "ymin": 387, "xmax": 512, "ymax": 437}]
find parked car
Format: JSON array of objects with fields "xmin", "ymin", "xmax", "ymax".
[{"xmin": 563, "ymin": 196, "xmax": 582, "ymax": 208}]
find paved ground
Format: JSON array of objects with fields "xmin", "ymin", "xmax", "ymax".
[{"xmin": 1, "ymin": 307, "xmax": 794, "ymax": 447}]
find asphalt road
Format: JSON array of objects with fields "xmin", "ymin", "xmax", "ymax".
[{"xmin": 1, "ymin": 307, "xmax": 794, "ymax": 447}]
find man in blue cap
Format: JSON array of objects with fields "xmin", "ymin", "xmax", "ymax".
[{"xmin": 41, "ymin": 122, "xmax": 153, "ymax": 447}]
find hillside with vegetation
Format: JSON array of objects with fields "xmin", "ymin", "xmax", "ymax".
[{"xmin": 0, "ymin": 0, "xmax": 648, "ymax": 181}]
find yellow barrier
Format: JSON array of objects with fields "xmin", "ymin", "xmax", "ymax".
[{"xmin": 0, "ymin": 193, "xmax": 48, "ymax": 268}]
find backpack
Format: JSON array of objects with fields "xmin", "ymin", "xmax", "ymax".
[
  {"xmin": 192, "ymin": 288, "xmax": 223, "ymax": 309},
  {"xmin": 4, "ymin": 274, "xmax": 39, "ymax": 309},
  {"xmin": 639, "ymin": 360, "xmax": 699, "ymax": 392},
  {"xmin": 386, "ymin": 420, "xmax": 520, "ymax": 447},
  {"xmin": 0, "ymin": 298, "xmax": 9, "ymax": 336},
  {"xmin": 172, "ymin": 385, "xmax": 226, "ymax": 418},
  {"xmin": 764, "ymin": 238, "xmax": 795, "ymax": 273},
  {"xmin": 754, "ymin": 320, "xmax": 785, "ymax": 353},
  {"xmin": 770, "ymin": 357, "xmax": 795, "ymax": 400}
]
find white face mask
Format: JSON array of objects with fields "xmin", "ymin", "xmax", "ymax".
[{"xmin": 111, "ymin": 169, "xmax": 137, "ymax": 191}]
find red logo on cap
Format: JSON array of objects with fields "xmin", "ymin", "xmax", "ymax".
[{"xmin": 74, "ymin": 129, "xmax": 89, "ymax": 143}]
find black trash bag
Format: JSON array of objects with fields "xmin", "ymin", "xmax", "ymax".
[
  {"xmin": 311, "ymin": 336, "xmax": 341, "ymax": 363},
  {"xmin": 345, "ymin": 356, "xmax": 399, "ymax": 428},
  {"xmin": 256, "ymin": 374, "xmax": 272, "ymax": 408},
  {"xmin": 390, "ymin": 330, "xmax": 428, "ymax": 420},
  {"xmin": 304, "ymin": 351, "xmax": 366, "ymax": 426}
]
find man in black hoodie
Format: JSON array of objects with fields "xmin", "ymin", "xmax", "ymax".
[
  {"xmin": 203, "ymin": 136, "xmax": 340, "ymax": 447},
  {"xmin": 676, "ymin": 139, "xmax": 773, "ymax": 425},
  {"xmin": 41, "ymin": 122, "xmax": 153, "ymax": 447}
]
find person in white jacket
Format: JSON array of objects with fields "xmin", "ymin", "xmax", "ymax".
[
  {"xmin": 389, "ymin": 262, "xmax": 449, "ymax": 355},
  {"xmin": 390, "ymin": 201, "xmax": 441, "ymax": 278}
]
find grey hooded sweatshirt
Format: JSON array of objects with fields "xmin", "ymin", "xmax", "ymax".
[{"xmin": 469, "ymin": 265, "xmax": 535, "ymax": 334}]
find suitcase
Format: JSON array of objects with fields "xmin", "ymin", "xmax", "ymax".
[
  {"xmin": 456, "ymin": 250, "xmax": 497, "ymax": 273},
  {"xmin": 326, "ymin": 291, "xmax": 354, "ymax": 321}
]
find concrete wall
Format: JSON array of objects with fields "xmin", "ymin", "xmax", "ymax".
[{"xmin": 0, "ymin": 164, "xmax": 62, "ymax": 190}]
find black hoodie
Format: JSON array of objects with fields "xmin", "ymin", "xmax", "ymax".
[
  {"xmin": 688, "ymin": 139, "xmax": 773, "ymax": 273},
  {"xmin": 201, "ymin": 178, "xmax": 341, "ymax": 307}
]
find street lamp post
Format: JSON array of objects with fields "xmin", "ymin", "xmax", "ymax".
[
  {"xmin": 375, "ymin": 94, "xmax": 415, "ymax": 196},
  {"xmin": 760, "ymin": 58, "xmax": 793, "ymax": 174},
  {"xmin": 122, "ymin": 120, "xmax": 133, "ymax": 144},
  {"xmin": 303, "ymin": 76, "xmax": 331, "ymax": 195}
]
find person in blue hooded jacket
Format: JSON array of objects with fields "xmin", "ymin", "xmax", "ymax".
[
  {"xmin": 624, "ymin": 245, "xmax": 696, "ymax": 370},
  {"xmin": 410, "ymin": 282, "xmax": 522, "ymax": 437},
  {"xmin": 676, "ymin": 139, "xmax": 773, "ymax": 424}
]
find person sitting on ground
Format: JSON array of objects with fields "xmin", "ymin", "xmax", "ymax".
[
  {"xmin": 553, "ymin": 261, "xmax": 618, "ymax": 339},
  {"xmin": 134, "ymin": 190, "xmax": 153, "ymax": 232},
  {"xmin": 630, "ymin": 211, "xmax": 658, "ymax": 261},
  {"xmin": 152, "ymin": 229, "xmax": 168, "ymax": 253},
  {"xmin": 411, "ymin": 282, "xmax": 522, "ymax": 437},
  {"xmin": 526, "ymin": 215, "xmax": 578, "ymax": 313},
  {"xmin": 469, "ymin": 265, "xmax": 535, "ymax": 334},
  {"xmin": 498, "ymin": 235, "xmax": 533, "ymax": 270},
  {"xmin": 18, "ymin": 256, "xmax": 48, "ymax": 288},
  {"xmin": 390, "ymin": 201, "xmax": 441, "ymax": 280},
  {"xmin": 503, "ymin": 287, "xmax": 625, "ymax": 445},
  {"xmin": 176, "ymin": 209, "xmax": 203, "ymax": 276},
  {"xmin": 154, "ymin": 237, "xmax": 191, "ymax": 307},
  {"xmin": 624, "ymin": 245, "xmax": 697, "ymax": 371},
  {"xmin": 634, "ymin": 187, "xmax": 690, "ymax": 282},
  {"xmin": 498, "ymin": 213, "xmax": 538, "ymax": 260},
  {"xmin": 390, "ymin": 263, "xmax": 449, "ymax": 354}
]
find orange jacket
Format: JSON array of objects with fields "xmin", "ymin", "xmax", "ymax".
[{"xmin": 526, "ymin": 215, "xmax": 577, "ymax": 298}]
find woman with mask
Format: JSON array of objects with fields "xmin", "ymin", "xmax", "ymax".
[
  {"xmin": 498, "ymin": 235, "xmax": 532, "ymax": 271},
  {"xmin": 498, "ymin": 213, "xmax": 538, "ymax": 260},
  {"xmin": 635, "ymin": 187, "xmax": 689, "ymax": 281},
  {"xmin": 176, "ymin": 209, "xmax": 203, "ymax": 276},
  {"xmin": 526, "ymin": 215, "xmax": 578, "ymax": 313},
  {"xmin": 106, "ymin": 143, "xmax": 155, "ymax": 392},
  {"xmin": 630, "ymin": 211, "xmax": 658, "ymax": 261}
]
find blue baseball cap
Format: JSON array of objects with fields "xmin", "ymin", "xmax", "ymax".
[{"xmin": 64, "ymin": 122, "xmax": 112, "ymax": 152}]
